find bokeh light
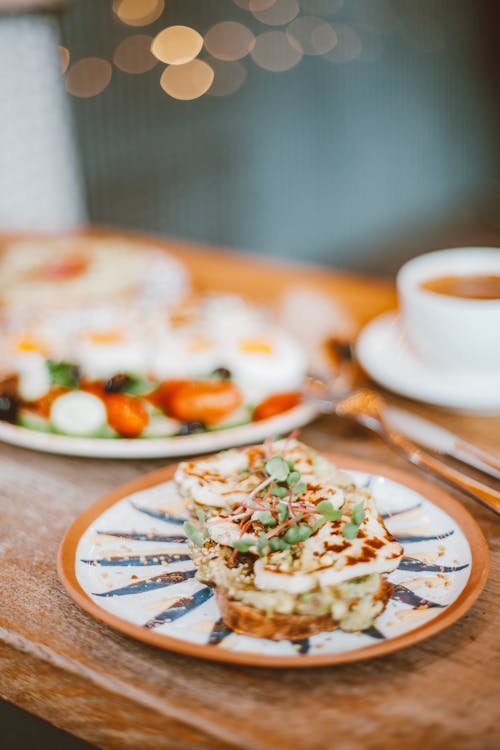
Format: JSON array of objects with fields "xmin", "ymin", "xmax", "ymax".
[
  {"xmin": 113, "ymin": 35, "xmax": 158, "ymax": 73},
  {"xmin": 251, "ymin": 31, "xmax": 303, "ymax": 72},
  {"xmin": 65, "ymin": 57, "xmax": 112, "ymax": 97},
  {"xmin": 204, "ymin": 22, "xmax": 255, "ymax": 61},
  {"xmin": 112, "ymin": 0, "xmax": 164, "ymax": 27},
  {"xmin": 324, "ymin": 24, "xmax": 362, "ymax": 62},
  {"xmin": 252, "ymin": 0, "xmax": 300, "ymax": 27},
  {"xmin": 287, "ymin": 16, "xmax": 337, "ymax": 55},
  {"xmin": 58, "ymin": 46, "xmax": 70, "ymax": 73},
  {"xmin": 151, "ymin": 25, "xmax": 204, "ymax": 65},
  {"xmin": 160, "ymin": 59, "xmax": 214, "ymax": 100},
  {"xmin": 249, "ymin": 0, "xmax": 277, "ymax": 10},
  {"xmin": 208, "ymin": 60, "xmax": 247, "ymax": 97},
  {"xmin": 233, "ymin": 0, "xmax": 276, "ymax": 10}
]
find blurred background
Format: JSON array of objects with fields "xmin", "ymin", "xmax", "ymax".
[
  {"xmin": 1, "ymin": 0, "xmax": 499, "ymax": 272},
  {"xmin": 0, "ymin": 4, "xmax": 499, "ymax": 747}
]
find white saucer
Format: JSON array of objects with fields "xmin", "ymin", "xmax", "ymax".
[{"xmin": 356, "ymin": 312, "xmax": 500, "ymax": 413}]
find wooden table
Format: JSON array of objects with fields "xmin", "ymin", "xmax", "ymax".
[{"xmin": 1, "ymin": 233, "xmax": 499, "ymax": 750}]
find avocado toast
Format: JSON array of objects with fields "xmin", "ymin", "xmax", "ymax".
[{"xmin": 176, "ymin": 439, "xmax": 403, "ymax": 640}]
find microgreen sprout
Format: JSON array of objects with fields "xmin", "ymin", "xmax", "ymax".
[
  {"xmin": 341, "ymin": 501, "xmax": 365, "ymax": 539},
  {"xmin": 184, "ymin": 521, "xmax": 205, "ymax": 547},
  {"xmin": 265, "ymin": 455, "xmax": 290, "ymax": 482},
  {"xmin": 341, "ymin": 523, "xmax": 359, "ymax": 540},
  {"xmin": 316, "ymin": 500, "xmax": 343, "ymax": 522},
  {"xmin": 276, "ymin": 503, "xmax": 289, "ymax": 523},
  {"xmin": 351, "ymin": 501, "xmax": 366, "ymax": 526},
  {"xmin": 272, "ymin": 485, "xmax": 289, "ymax": 498},
  {"xmin": 256, "ymin": 531, "xmax": 269, "ymax": 557},
  {"xmin": 233, "ymin": 536, "xmax": 255, "ymax": 553},
  {"xmin": 254, "ymin": 510, "xmax": 277, "ymax": 527},
  {"xmin": 230, "ymin": 437, "xmax": 343, "ymax": 559}
]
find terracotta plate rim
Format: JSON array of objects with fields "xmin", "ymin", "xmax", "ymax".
[{"xmin": 57, "ymin": 455, "xmax": 490, "ymax": 668}]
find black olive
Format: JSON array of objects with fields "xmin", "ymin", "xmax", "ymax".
[
  {"xmin": 177, "ymin": 420, "xmax": 206, "ymax": 435},
  {"xmin": 0, "ymin": 395, "xmax": 19, "ymax": 423},
  {"xmin": 211, "ymin": 367, "xmax": 232, "ymax": 380},
  {"xmin": 104, "ymin": 373, "xmax": 133, "ymax": 393}
]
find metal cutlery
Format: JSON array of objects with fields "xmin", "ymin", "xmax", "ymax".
[
  {"xmin": 304, "ymin": 377, "xmax": 500, "ymax": 516},
  {"xmin": 324, "ymin": 337, "xmax": 500, "ymax": 482}
]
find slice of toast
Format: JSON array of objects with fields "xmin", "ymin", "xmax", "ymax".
[{"xmin": 215, "ymin": 577, "xmax": 393, "ymax": 641}]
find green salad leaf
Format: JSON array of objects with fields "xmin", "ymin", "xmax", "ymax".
[{"xmin": 47, "ymin": 360, "xmax": 79, "ymax": 388}]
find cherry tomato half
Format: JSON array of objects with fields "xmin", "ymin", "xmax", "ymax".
[
  {"xmin": 148, "ymin": 380, "xmax": 188, "ymax": 412},
  {"xmin": 104, "ymin": 393, "xmax": 149, "ymax": 437},
  {"xmin": 252, "ymin": 391, "xmax": 302, "ymax": 421},
  {"xmin": 164, "ymin": 380, "xmax": 243, "ymax": 426}
]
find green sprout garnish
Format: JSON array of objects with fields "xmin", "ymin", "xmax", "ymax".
[
  {"xmin": 316, "ymin": 500, "xmax": 343, "ymax": 522},
  {"xmin": 276, "ymin": 503, "xmax": 289, "ymax": 523},
  {"xmin": 269, "ymin": 537, "xmax": 290, "ymax": 551},
  {"xmin": 184, "ymin": 521, "xmax": 205, "ymax": 547},
  {"xmin": 253, "ymin": 510, "xmax": 277, "ymax": 527},
  {"xmin": 230, "ymin": 440, "xmax": 366, "ymax": 560},
  {"xmin": 351, "ymin": 500, "xmax": 366, "ymax": 526},
  {"xmin": 265, "ymin": 455, "xmax": 290, "ymax": 482},
  {"xmin": 256, "ymin": 531, "xmax": 270, "ymax": 557},
  {"xmin": 341, "ymin": 501, "xmax": 366, "ymax": 539},
  {"xmin": 233, "ymin": 537, "xmax": 255, "ymax": 553},
  {"xmin": 342, "ymin": 523, "xmax": 359, "ymax": 540},
  {"xmin": 272, "ymin": 485, "xmax": 289, "ymax": 498}
]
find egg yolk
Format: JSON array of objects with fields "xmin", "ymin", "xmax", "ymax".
[
  {"xmin": 85, "ymin": 329, "xmax": 125, "ymax": 345},
  {"xmin": 13, "ymin": 335, "xmax": 49, "ymax": 355},
  {"xmin": 188, "ymin": 336, "xmax": 213, "ymax": 352},
  {"xmin": 239, "ymin": 338, "xmax": 273, "ymax": 354}
]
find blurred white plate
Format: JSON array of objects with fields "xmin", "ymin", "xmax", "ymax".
[
  {"xmin": 0, "ymin": 401, "xmax": 317, "ymax": 458},
  {"xmin": 357, "ymin": 312, "xmax": 500, "ymax": 413}
]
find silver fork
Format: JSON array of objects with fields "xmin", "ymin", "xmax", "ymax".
[{"xmin": 304, "ymin": 377, "xmax": 500, "ymax": 516}]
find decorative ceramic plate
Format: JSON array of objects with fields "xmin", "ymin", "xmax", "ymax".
[
  {"xmin": 0, "ymin": 402, "xmax": 317, "ymax": 458},
  {"xmin": 357, "ymin": 312, "xmax": 500, "ymax": 413},
  {"xmin": 58, "ymin": 456, "xmax": 489, "ymax": 667}
]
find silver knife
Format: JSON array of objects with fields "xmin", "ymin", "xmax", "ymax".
[{"xmin": 385, "ymin": 406, "xmax": 500, "ymax": 481}]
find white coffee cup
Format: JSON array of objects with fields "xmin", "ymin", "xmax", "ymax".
[{"xmin": 397, "ymin": 247, "xmax": 500, "ymax": 373}]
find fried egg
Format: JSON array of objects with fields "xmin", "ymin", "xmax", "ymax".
[
  {"xmin": 223, "ymin": 329, "xmax": 307, "ymax": 403},
  {"xmin": 151, "ymin": 329, "xmax": 221, "ymax": 380},
  {"xmin": 75, "ymin": 327, "xmax": 148, "ymax": 380}
]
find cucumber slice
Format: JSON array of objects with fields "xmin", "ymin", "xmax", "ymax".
[
  {"xmin": 141, "ymin": 414, "xmax": 180, "ymax": 438},
  {"xmin": 50, "ymin": 391, "xmax": 107, "ymax": 437},
  {"xmin": 209, "ymin": 405, "xmax": 253, "ymax": 431},
  {"xmin": 18, "ymin": 409, "xmax": 52, "ymax": 433}
]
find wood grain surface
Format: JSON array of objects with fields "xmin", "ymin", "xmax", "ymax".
[{"xmin": 0, "ymin": 231, "xmax": 499, "ymax": 750}]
